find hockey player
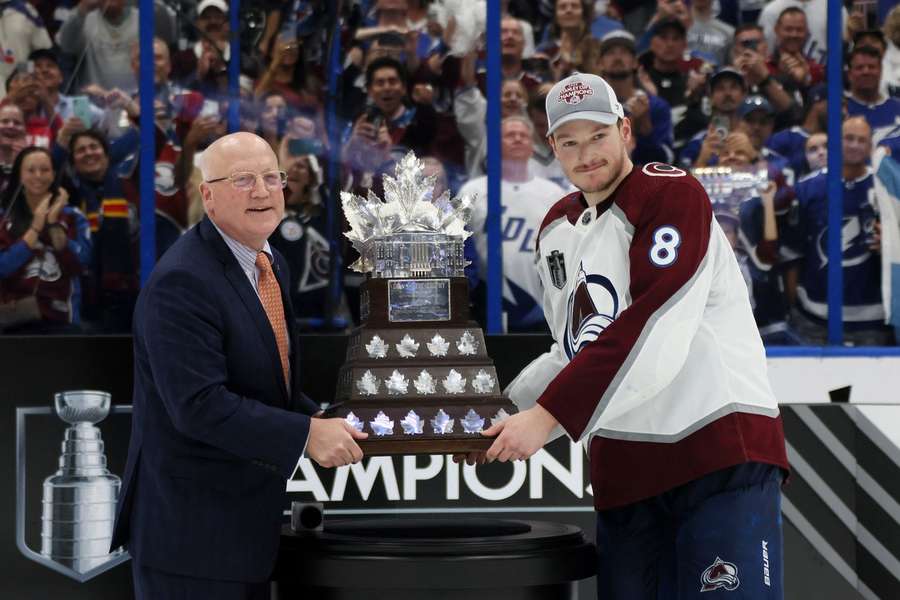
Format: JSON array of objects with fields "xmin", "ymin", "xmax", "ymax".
[{"xmin": 479, "ymin": 73, "xmax": 789, "ymax": 599}]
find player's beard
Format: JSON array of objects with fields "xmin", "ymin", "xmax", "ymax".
[{"xmin": 575, "ymin": 146, "xmax": 626, "ymax": 195}]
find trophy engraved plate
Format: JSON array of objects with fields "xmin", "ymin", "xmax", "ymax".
[
  {"xmin": 388, "ymin": 279, "xmax": 451, "ymax": 323},
  {"xmin": 326, "ymin": 152, "xmax": 518, "ymax": 455}
]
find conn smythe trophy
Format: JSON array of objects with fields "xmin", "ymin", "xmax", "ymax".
[{"xmin": 326, "ymin": 152, "xmax": 517, "ymax": 454}]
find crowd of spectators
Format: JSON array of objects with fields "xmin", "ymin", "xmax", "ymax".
[{"xmin": 0, "ymin": 0, "xmax": 898, "ymax": 346}]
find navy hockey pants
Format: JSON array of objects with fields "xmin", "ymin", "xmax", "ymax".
[{"xmin": 596, "ymin": 462, "xmax": 784, "ymax": 599}]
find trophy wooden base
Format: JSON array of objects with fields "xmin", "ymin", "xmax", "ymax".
[
  {"xmin": 358, "ymin": 436, "xmax": 493, "ymax": 456},
  {"xmin": 323, "ymin": 400, "xmax": 511, "ymax": 456}
]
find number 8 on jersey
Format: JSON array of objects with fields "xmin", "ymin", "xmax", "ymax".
[{"xmin": 649, "ymin": 226, "xmax": 681, "ymax": 268}]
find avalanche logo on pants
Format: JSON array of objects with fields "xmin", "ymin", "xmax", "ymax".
[
  {"xmin": 700, "ymin": 557, "xmax": 740, "ymax": 592},
  {"xmin": 563, "ymin": 264, "xmax": 618, "ymax": 359}
]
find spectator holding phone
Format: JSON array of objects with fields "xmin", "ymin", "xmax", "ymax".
[
  {"xmin": 342, "ymin": 57, "xmax": 437, "ymax": 179},
  {"xmin": 29, "ymin": 48, "xmax": 111, "ymax": 138},
  {"xmin": 730, "ymin": 24, "xmax": 797, "ymax": 129},
  {"xmin": 681, "ymin": 67, "xmax": 747, "ymax": 168},
  {"xmin": 0, "ymin": 147, "xmax": 90, "ymax": 333},
  {"xmin": 338, "ymin": 32, "xmax": 407, "ymax": 122}
]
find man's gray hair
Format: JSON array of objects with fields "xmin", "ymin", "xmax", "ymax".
[{"xmin": 502, "ymin": 114, "xmax": 535, "ymax": 135}]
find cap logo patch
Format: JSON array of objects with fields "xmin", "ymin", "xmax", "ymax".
[{"xmin": 558, "ymin": 80, "xmax": 594, "ymax": 105}]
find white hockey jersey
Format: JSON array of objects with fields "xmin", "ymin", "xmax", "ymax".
[
  {"xmin": 505, "ymin": 162, "xmax": 788, "ymax": 509},
  {"xmin": 462, "ymin": 175, "xmax": 563, "ymax": 331}
]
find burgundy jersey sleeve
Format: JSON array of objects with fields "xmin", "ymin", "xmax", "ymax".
[{"xmin": 537, "ymin": 178, "xmax": 713, "ymax": 440}]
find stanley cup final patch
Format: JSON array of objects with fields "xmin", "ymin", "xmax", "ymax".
[
  {"xmin": 547, "ymin": 250, "xmax": 567, "ymax": 289},
  {"xmin": 558, "ymin": 80, "xmax": 594, "ymax": 105}
]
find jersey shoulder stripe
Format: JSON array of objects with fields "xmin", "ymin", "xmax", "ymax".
[{"xmin": 537, "ymin": 191, "xmax": 584, "ymax": 237}]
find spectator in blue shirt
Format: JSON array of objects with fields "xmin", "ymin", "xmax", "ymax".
[{"xmin": 846, "ymin": 45, "xmax": 900, "ymax": 134}]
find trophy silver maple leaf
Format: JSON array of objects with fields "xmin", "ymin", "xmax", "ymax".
[{"xmin": 341, "ymin": 152, "xmax": 474, "ymax": 273}]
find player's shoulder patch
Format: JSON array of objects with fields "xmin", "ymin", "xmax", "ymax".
[{"xmin": 641, "ymin": 162, "xmax": 687, "ymax": 178}]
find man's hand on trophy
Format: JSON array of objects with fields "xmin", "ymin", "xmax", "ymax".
[
  {"xmin": 481, "ymin": 405, "xmax": 558, "ymax": 462},
  {"xmin": 306, "ymin": 418, "xmax": 368, "ymax": 468}
]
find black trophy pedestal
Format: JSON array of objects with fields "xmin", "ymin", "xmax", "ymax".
[{"xmin": 274, "ymin": 518, "xmax": 595, "ymax": 599}]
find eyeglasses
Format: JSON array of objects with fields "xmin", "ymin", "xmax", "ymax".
[{"xmin": 205, "ymin": 170, "xmax": 288, "ymax": 191}]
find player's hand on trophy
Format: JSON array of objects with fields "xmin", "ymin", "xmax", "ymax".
[
  {"xmin": 452, "ymin": 452, "xmax": 488, "ymax": 466},
  {"xmin": 482, "ymin": 404, "xmax": 558, "ymax": 462},
  {"xmin": 306, "ymin": 418, "xmax": 368, "ymax": 468}
]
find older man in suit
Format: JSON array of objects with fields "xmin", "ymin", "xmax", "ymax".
[{"xmin": 111, "ymin": 132, "xmax": 367, "ymax": 599}]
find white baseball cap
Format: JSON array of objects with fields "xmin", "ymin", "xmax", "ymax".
[
  {"xmin": 198, "ymin": 0, "xmax": 228, "ymax": 15},
  {"xmin": 545, "ymin": 73, "xmax": 625, "ymax": 137}
]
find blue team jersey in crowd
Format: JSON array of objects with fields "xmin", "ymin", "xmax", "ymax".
[
  {"xmin": 784, "ymin": 169, "xmax": 884, "ymax": 326},
  {"xmin": 738, "ymin": 196, "xmax": 790, "ymax": 334},
  {"xmin": 766, "ymin": 126, "xmax": 811, "ymax": 177},
  {"xmin": 846, "ymin": 94, "xmax": 900, "ymax": 133}
]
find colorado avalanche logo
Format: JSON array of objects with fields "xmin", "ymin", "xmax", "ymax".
[
  {"xmin": 563, "ymin": 264, "xmax": 618, "ymax": 359},
  {"xmin": 557, "ymin": 80, "xmax": 594, "ymax": 105},
  {"xmin": 700, "ymin": 557, "xmax": 740, "ymax": 592}
]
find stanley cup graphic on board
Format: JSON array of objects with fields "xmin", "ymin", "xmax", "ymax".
[{"xmin": 40, "ymin": 391, "xmax": 123, "ymax": 572}]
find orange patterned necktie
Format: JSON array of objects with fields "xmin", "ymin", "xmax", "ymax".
[{"xmin": 255, "ymin": 252, "xmax": 290, "ymax": 388}]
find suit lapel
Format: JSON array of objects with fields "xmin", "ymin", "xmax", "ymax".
[{"xmin": 200, "ymin": 217, "xmax": 290, "ymax": 405}]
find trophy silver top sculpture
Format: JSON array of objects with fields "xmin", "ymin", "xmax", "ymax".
[{"xmin": 342, "ymin": 152, "xmax": 473, "ymax": 278}]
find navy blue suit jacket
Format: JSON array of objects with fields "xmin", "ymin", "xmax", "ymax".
[{"xmin": 111, "ymin": 216, "xmax": 320, "ymax": 582}]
